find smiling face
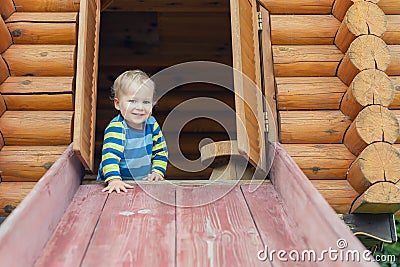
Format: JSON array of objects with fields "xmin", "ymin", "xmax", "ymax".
[{"xmin": 114, "ymin": 81, "xmax": 154, "ymax": 130}]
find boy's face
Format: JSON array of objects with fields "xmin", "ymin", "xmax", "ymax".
[{"xmin": 114, "ymin": 82, "xmax": 154, "ymax": 130}]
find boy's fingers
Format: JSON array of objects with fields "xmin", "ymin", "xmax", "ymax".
[
  {"xmin": 125, "ymin": 183, "xmax": 134, "ymax": 188},
  {"xmin": 121, "ymin": 186, "xmax": 128, "ymax": 192},
  {"xmin": 102, "ymin": 187, "xmax": 108, "ymax": 192}
]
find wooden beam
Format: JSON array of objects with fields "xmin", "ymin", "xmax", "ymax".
[
  {"xmin": 270, "ymin": 15, "xmax": 340, "ymax": 45},
  {"xmin": 337, "ymin": 35, "xmax": 391, "ymax": 85},
  {"xmin": 335, "ymin": 1, "xmax": 387, "ymax": 53},
  {"xmin": 259, "ymin": 0, "xmax": 334, "ymax": 14},
  {"xmin": 0, "ymin": 94, "xmax": 5, "ymax": 117},
  {"xmin": 387, "ymin": 45, "xmax": 400, "ymax": 76},
  {"xmin": 0, "ymin": 182, "xmax": 36, "ymax": 216},
  {"xmin": 332, "ymin": 0, "xmax": 354, "ymax": 21},
  {"xmin": 0, "ymin": 146, "xmax": 67, "ymax": 181},
  {"xmin": 383, "ymin": 15, "xmax": 400, "ymax": 45},
  {"xmin": 5, "ymin": 13, "xmax": 78, "ymax": 45},
  {"xmin": 13, "ymin": 0, "xmax": 80, "ymax": 12},
  {"xmin": 282, "ymin": 143, "xmax": 355, "ymax": 179},
  {"xmin": 344, "ymin": 105, "xmax": 399, "ymax": 155},
  {"xmin": 3, "ymin": 94, "xmax": 73, "ymax": 111},
  {"xmin": 347, "ymin": 142, "xmax": 400, "ymax": 193},
  {"xmin": 378, "ymin": 0, "xmax": 400, "ymax": 15},
  {"xmin": 341, "ymin": 70, "xmax": 394, "ymax": 120},
  {"xmin": 277, "ymin": 77, "xmax": 347, "ymax": 110},
  {"xmin": 273, "ymin": 45, "xmax": 343, "ymax": 77},
  {"xmin": 351, "ymin": 182, "xmax": 400, "ymax": 213},
  {"xmin": 0, "ymin": 76, "xmax": 73, "ymax": 94},
  {"xmin": 0, "ymin": 111, "xmax": 72, "ymax": 145},
  {"xmin": 0, "ymin": 0, "xmax": 15, "ymax": 20},
  {"xmin": 390, "ymin": 76, "xmax": 400, "ymax": 108},
  {"xmin": 279, "ymin": 110, "xmax": 351, "ymax": 143},
  {"xmin": 0, "ymin": 144, "xmax": 83, "ymax": 267},
  {"xmin": 392, "ymin": 110, "xmax": 400, "ymax": 142},
  {"xmin": 0, "ymin": 55, "xmax": 9, "ymax": 84},
  {"xmin": 0, "ymin": 17, "xmax": 12, "ymax": 54},
  {"xmin": 2, "ymin": 45, "xmax": 75, "ymax": 76}
]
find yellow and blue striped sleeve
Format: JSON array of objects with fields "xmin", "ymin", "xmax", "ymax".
[{"xmin": 151, "ymin": 121, "xmax": 168, "ymax": 176}]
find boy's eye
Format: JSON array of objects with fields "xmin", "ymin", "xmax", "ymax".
[
  {"xmin": 143, "ymin": 101, "xmax": 151, "ymax": 104},
  {"xmin": 129, "ymin": 100, "xmax": 136, "ymax": 103}
]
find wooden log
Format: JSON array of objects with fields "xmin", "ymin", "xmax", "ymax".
[
  {"xmin": 0, "ymin": 94, "xmax": 5, "ymax": 117},
  {"xmin": 347, "ymin": 142, "xmax": 400, "ymax": 193},
  {"xmin": 0, "ymin": 111, "xmax": 72, "ymax": 145},
  {"xmin": 311, "ymin": 180, "xmax": 358, "ymax": 214},
  {"xmin": 259, "ymin": 0, "xmax": 334, "ymax": 14},
  {"xmin": 273, "ymin": 45, "xmax": 343, "ymax": 77},
  {"xmin": 386, "ymin": 45, "xmax": 400, "ymax": 76},
  {"xmin": 0, "ymin": 55, "xmax": 9, "ymax": 84},
  {"xmin": 5, "ymin": 13, "xmax": 77, "ymax": 45},
  {"xmin": 350, "ymin": 182, "xmax": 400, "ymax": 213},
  {"xmin": 0, "ymin": 145, "xmax": 67, "ymax": 181},
  {"xmin": 341, "ymin": 70, "xmax": 394, "ymax": 120},
  {"xmin": 0, "ymin": 17, "xmax": 12, "ymax": 53},
  {"xmin": 0, "ymin": 0, "xmax": 15, "ymax": 20},
  {"xmin": 337, "ymin": 35, "xmax": 391, "ymax": 86},
  {"xmin": 13, "ymin": 0, "xmax": 80, "ymax": 12},
  {"xmin": 277, "ymin": 77, "xmax": 347, "ymax": 110},
  {"xmin": 378, "ymin": 0, "xmax": 400, "ymax": 15},
  {"xmin": 0, "ymin": 182, "xmax": 36, "ymax": 216},
  {"xmin": 390, "ymin": 76, "xmax": 400, "ymax": 108},
  {"xmin": 282, "ymin": 143, "xmax": 355, "ymax": 179},
  {"xmin": 344, "ymin": 105, "xmax": 399, "ymax": 155},
  {"xmin": 391, "ymin": 110, "xmax": 400, "ymax": 142},
  {"xmin": 3, "ymin": 94, "xmax": 73, "ymax": 111},
  {"xmin": 383, "ymin": 15, "xmax": 400, "ymax": 45},
  {"xmin": 270, "ymin": 15, "xmax": 340, "ymax": 45},
  {"xmin": 2, "ymin": 45, "xmax": 75, "ymax": 76},
  {"xmin": 0, "ymin": 76, "xmax": 73, "ymax": 94},
  {"xmin": 332, "ymin": 0, "xmax": 354, "ymax": 21},
  {"xmin": 335, "ymin": 1, "xmax": 387, "ymax": 53},
  {"xmin": 279, "ymin": 110, "xmax": 351, "ymax": 143}
]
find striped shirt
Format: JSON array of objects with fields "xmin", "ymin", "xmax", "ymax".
[{"xmin": 97, "ymin": 115, "xmax": 168, "ymax": 182}]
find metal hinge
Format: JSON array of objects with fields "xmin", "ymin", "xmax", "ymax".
[
  {"xmin": 257, "ymin": 11, "xmax": 262, "ymax": 31},
  {"xmin": 264, "ymin": 112, "xmax": 269, "ymax": 133}
]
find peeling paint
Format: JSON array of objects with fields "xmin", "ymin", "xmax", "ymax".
[{"xmin": 119, "ymin": 211, "xmax": 135, "ymax": 216}]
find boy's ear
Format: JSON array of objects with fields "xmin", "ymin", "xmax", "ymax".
[{"xmin": 114, "ymin": 98, "xmax": 120, "ymax": 110}]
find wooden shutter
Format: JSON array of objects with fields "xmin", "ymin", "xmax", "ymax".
[
  {"xmin": 73, "ymin": 0, "xmax": 100, "ymax": 171},
  {"xmin": 230, "ymin": 0, "xmax": 267, "ymax": 173}
]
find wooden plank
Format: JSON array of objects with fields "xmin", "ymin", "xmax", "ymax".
[
  {"xmin": 282, "ymin": 143, "xmax": 355, "ymax": 179},
  {"xmin": 0, "ymin": 182, "xmax": 36, "ymax": 217},
  {"xmin": 378, "ymin": 0, "xmax": 400, "ymax": 15},
  {"xmin": 2, "ymin": 45, "xmax": 75, "ymax": 76},
  {"xmin": 0, "ymin": 55, "xmax": 9, "ymax": 84},
  {"xmin": 6, "ymin": 20, "xmax": 77, "ymax": 44},
  {"xmin": 311, "ymin": 180, "xmax": 358, "ymax": 214},
  {"xmin": 279, "ymin": 110, "xmax": 352, "ymax": 143},
  {"xmin": 0, "ymin": 76, "xmax": 73, "ymax": 94},
  {"xmin": 3, "ymin": 94, "xmax": 73, "ymax": 111},
  {"xmin": 0, "ymin": 0, "xmax": 15, "ymax": 20},
  {"xmin": 74, "ymin": 0, "xmax": 100, "ymax": 171},
  {"xmin": 0, "ymin": 17, "xmax": 12, "ymax": 53},
  {"xmin": 13, "ymin": 0, "xmax": 80, "ymax": 12},
  {"xmin": 34, "ymin": 185, "xmax": 108, "ymax": 267},
  {"xmin": 273, "ymin": 45, "xmax": 343, "ymax": 77},
  {"xmin": 259, "ymin": 0, "xmax": 334, "ymax": 14},
  {"xmin": 0, "ymin": 111, "xmax": 72, "ymax": 145},
  {"xmin": 391, "ymin": 76, "xmax": 400, "ymax": 108},
  {"xmin": 176, "ymin": 185, "xmax": 268, "ymax": 266},
  {"xmin": 271, "ymin": 15, "xmax": 340, "ymax": 45},
  {"xmin": 276, "ymin": 77, "xmax": 347, "ymax": 110},
  {"xmin": 5, "ymin": 12, "xmax": 78, "ymax": 22},
  {"xmin": 0, "ymin": 144, "xmax": 83, "ymax": 267},
  {"xmin": 392, "ymin": 110, "xmax": 400, "ymax": 142},
  {"xmin": 104, "ymin": 0, "xmax": 229, "ymax": 12},
  {"xmin": 387, "ymin": 45, "xmax": 400, "ymax": 76},
  {"xmin": 260, "ymin": 7, "xmax": 278, "ymax": 143},
  {"xmin": 230, "ymin": 0, "xmax": 266, "ymax": 172},
  {"xmin": 269, "ymin": 143, "xmax": 376, "ymax": 266},
  {"xmin": 81, "ymin": 184, "xmax": 175, "ymax": 266},
  {"xmin": 241, "ymin": 184, "xmax": 310, "ymax": 262},
  {"xmin": 0, "ymin": 146, "xmax": 67, "ymax": 181}
]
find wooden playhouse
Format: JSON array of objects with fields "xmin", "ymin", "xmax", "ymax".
[{"xmin": 0, "ymin": 0, "xmax": 399, "ymax": 265}]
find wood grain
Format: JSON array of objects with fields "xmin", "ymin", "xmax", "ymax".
[
  {"xmin": 378, "ymin": 0, "xmax": 400, "ymax": 15},
  {"xmin": 0, "ymin": 55, "xmax": 9, "ymax": 84},
  {"xmin": 383, "ymin": 15, "xmax": 400, "ymax": 45},
  {"xmin": 0, "ymin": 17, "xmax": 12, "ymax": 53},
  {"xmin": 387, "ymin": 45, "xmax": 400, "ymax": 76},
  {"xmin": 3, "ymin": 94, "xmax": 73, "ymax": 111},
  {"xmin": 0, "ymin": 182, "xmax": 35, "ymax": 216},
  {"xmin": 259, "ymin": 0, "xmax": 334, "ymax": 14},
  {"xmin": 0, "ymin": 76, "xmax": 73, "ymax": 94},
  {"xmin": 81, "ymin": 184, "xmax": 176, "ymax": 267},
  {"xmin": 34, "ymin": 185, "xmax": 108, "ymax": 267},
  {"xmin": 176, "ymin": 185, "xmax": 267, "ymax": 266},
  {"xmin": 0, "ymin": 0, "xmax": 15, "ymax": 20},
  {"xmin": 0, "ymin": 145, "xmax": 67, "ymax": 181},
  {"xmin": 13, "ymin": 0, "xmax": 80, "ymax": 12}
]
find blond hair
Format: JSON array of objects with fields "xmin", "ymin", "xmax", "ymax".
[{"xmin": 111, "ymin": 70, "xmax": 155, "ymax": 99}]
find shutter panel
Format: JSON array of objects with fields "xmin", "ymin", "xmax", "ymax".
[
  {"xmin": 230, "ymin": 0, "xmax": 267, "ymax": 173},
  {"xmin": 73, "ymin": 0, "xmax": 100, "ymax": 171}
]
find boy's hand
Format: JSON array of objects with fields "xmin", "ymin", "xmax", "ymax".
[
  {"xmin": 102, "ymin": 179, "xmax": 134, "ymax": 193},
  {"xmin": 143, "ymin": 172, "xmax": 164, "ymax": 181}
]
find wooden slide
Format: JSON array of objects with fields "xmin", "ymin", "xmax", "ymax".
[{"xmin": 0, "ymin": 143, "xmax": 379, "ymax": 266}]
